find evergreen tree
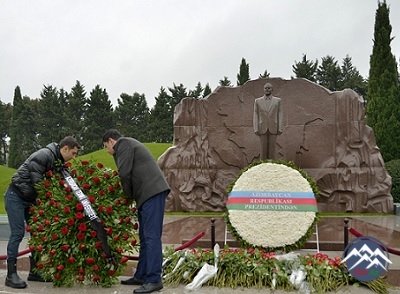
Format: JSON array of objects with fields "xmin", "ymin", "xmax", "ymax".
[
  {"xmin": 203, "ymin": 83, "xmax": 212, "ymax": 97},
  {"xmin": 219, "ymin": 76, "xmax": 232, "ymax": 86},
  {"xmin": 64, "ymin": 80, "xmax": 87, "ymax": 140},
  {"xmin": 149, "ymin": 82, "xmax": 188, "ymax": 143},
  {"xmin": 259, "ymin": 69, "xmax": 270, "ymax": 79},
  {"xmin": 114, "ymin": 92, "xmax": 150, "ymax": 142},
  {"xmin": 189, "ymin": 82, "xmax": 203, "ymax": 99},
  {"xmin": 316, "ymin": 55, "xmax": 342, "ymax": 91},
  {"xmin": 168, "ymin": 83, "xmax": 188, "ymax": 109},
  {"xmin": 292, "ymin": 54, "xmax": 318, "ymax": 82},
  {"xmin": 0, "ymin": 100, "xmax": 12, "ymax": 164},
  {"xmin": 340, "ymin": 55, "xmax": 367, "ymax": 96},
  {"xmin": 8, "ymin": 87, "xmax": 38, "ymax": 168},
  {"xmin": 58, "ymin": 88, "xmax": 68, "ymax": 134},
  {"xmin": 237, "ymin": 57, "xmax": 250, "ymax": 86},
  {"xmin": 0, "ymin": 102, "xmax": 4, "ymax": 164},
  {"xmin": 366, "ymin": 1, "xmax": 400, "ymax": 161},
  {"xmin": 148, "ymin": 87, "xmax": 173, "ymax": 143},
  {"xmin": 83, "ymin": 85, "xmax": 114, "ymax": 153},
  {"xmin": 37, "ymin": 85, "xmax": 64, "ymax": 146},
  {"xmin": 7, "ymin": 87, "xmax": 23, "ymax": 168}
]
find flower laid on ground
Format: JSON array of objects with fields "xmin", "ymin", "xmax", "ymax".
[
  {"xmin": 162, "ymin": 246, "xmax": 391, "ymax": 294},
  {"xmin": 27, "ymin": 159, "xmax": 139, "ymax": 287},
  {"xmin": 225, "ymin": 160, "xmax": 320, "ymax": 252}
]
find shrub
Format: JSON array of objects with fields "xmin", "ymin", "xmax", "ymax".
[{"xmin": 385, "ymin": 159, "xmax": 400, "ymax": 203}]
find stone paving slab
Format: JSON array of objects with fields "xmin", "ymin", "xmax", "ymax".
[
  {"xmin": 2, "ymin": 215, "xmax": 400, "ymax": 292},
  {"xmin": 0, "ymin": 270, "xmax": 399, "ymax": 294}
]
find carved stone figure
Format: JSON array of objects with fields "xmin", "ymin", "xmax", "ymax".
[
  {"xmin": 158, "ymin": 78, "xmax": 393, "ymax": 213},
  {"xmin": 253, "ymin": 82, "xmax": 283, "ymax": 160}
]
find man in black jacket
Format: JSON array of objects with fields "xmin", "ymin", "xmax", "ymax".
[
  {"xmin": 102, "ymin": 129, "xmax": 170, "ymax": 294},
  {"xmin": 4, "ymin": 136, "xmax": 81, "ymax": 289}
]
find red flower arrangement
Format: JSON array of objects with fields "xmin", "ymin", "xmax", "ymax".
[
  {"xmin": 162, "ymin": 247, "xmax": 390, "ymax": 293},
  {"xmin": 28, "ymin": 159, "xmax": 139, "ymax": 287}
]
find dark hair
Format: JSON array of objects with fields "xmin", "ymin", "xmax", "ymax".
[
  {"xmin": 59, "ymin": 136, "xmax": 81, "ymax": 149},
  {"xmin": 102, "ymin": 129, "xmax": 122, "ymax": 142}
]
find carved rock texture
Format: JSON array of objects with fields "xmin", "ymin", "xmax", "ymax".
[{"xmin": 158, "ymin": 78, "xmax": 393, "ymax": 213}]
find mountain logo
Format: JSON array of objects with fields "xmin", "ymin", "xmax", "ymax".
[{"xmin": 341, "ymin": 236, "xmax": 391, "ymax": 282}]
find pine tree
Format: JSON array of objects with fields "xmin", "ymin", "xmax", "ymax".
[
  {"xmin": 37, "ymin": 85, "xmax": 63, "ymax": 146},
  {"xmin": 259, "ymin": 69, "xmax": 270, "ymax": 79},
  {"xmin": 0, "ymin": 100, "xmax": 10, "ymax": 164},
  {"xmin": 203, "ymin": 83, "xmax": 212, "ymax": 97},
  {"xmin": 83, "ymin": 85, "xmax": 114, "ymax": 153},
  {"xmin": 237, "ymin": 57, "xmax": 250, "ymax": 86},
  {"xmin": 340, "ymin": 55, "xmax": 367, "ymax": 96},
  {"xmin": 57, "ymin": 88, "xmax": 68, "ymax": 135},
  {"xmin": 315, "ymin": 55, "xmax": 342, "ymax": 91},
  {"xmin": 8, "ymin": 87, "xmax": 22, "ymax": 168},
  {"xmin": 189, "ymin": 82, "xmax": 203, "ymax": 99},
  {"xmin": 148, "ymin": 87, "xmax": 173, "ymax": 143},
  {"xmin": 168, "ymin": 83, "xmax": 188, "ymax": 107},
  {"xmin": 292, "ymin": 54, "xmax": 318, "ymax": 82},
  {"xmin": 64, "ymin": 80, "xmax": 87, "ymax": 140},
  {"xmin": 8, "ymin": 87, "xmax": 38, "ymax": 168},
  {"xmin": 114, "ymin": 92, "xmax": 150, "ymax": 142},
  {"xmin": 219, "ymin": 76, "xmax": 232, "ymax": 86},
  {"xmin": 366, "ymin": 1, "xmax": 400, "ymax": 161}
]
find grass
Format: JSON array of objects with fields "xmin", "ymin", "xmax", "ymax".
[
  {"xmin": 0, "ymin": 142, "xmax": 172, "ymax": 214},
  {"xmin": 0, "ymin": 165, "xmax": 17, "ymax": 214},
  {"xmin": 0, "ymin": 142, "xmax": 393, "ymax": 218}
]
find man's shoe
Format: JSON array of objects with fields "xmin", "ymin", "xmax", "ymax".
[
  {"xmin": 28, "ymin": 256, "xmax": 52, "ymax": 282},
  {"xmin": 133, "ymin": 281, "xmax": 163, "ymax": 293},
  {"xmin": 5, "ymin": 274, "xmax": 27, "ymax": 289},
  {"xmin": 28, "ymin": 271, "xmax": 52, "ymax": 282},
  {"xmin": 121, "ymin": 276, "xmax": 145, "ymax": 285}
]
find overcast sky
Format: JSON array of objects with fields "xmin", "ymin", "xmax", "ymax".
[{"xmin": 1, "ymin": 0, "xmax": 400, "ymax": 109}]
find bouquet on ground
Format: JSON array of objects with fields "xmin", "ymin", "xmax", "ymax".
[
  {"xmin": 162, "ymin": 246, "xmax": 391, "ymax": 294},
  {"xmin": 27, "ymin": 159, "xmax": 139, "ymax": 287}
]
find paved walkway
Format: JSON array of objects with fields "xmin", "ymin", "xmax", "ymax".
[
  {"xmin": 1, "ymin": 215, "xmax": 400, "ymax": 293},
  {"xmin": 0, "ymin": 270, "xmax": 399, "ymax": 294}
]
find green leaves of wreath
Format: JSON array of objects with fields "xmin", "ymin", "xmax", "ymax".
[{"xmin": 28, "ymin": 159, "xmax": 140, "ymax": 287}]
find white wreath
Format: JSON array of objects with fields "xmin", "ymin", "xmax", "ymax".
[{"xmin": 226, "ymin": 162, "xmax": 318, "ymax": 250}]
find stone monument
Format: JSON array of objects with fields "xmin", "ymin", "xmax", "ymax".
[{"xmin": 158, "ymin": 78, "xmax": 393, "ymax": 213}]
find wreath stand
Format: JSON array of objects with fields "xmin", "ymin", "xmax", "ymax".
[{"xmin": 314, "ymin": 223, "xmax": 320, "ymax": 253}]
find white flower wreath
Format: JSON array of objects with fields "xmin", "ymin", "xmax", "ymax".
[{"xmin": 225, "ymin": 161, "xmax": 319, "ymax": 251}]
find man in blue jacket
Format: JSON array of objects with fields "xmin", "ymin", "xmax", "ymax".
[
  {"xmin": 102, "ymin": 129, "xmax": 170, "ymax": 294},
  {"xmin": 4, "ymin": 136, "xmax": 81, "ymax": 289}
]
